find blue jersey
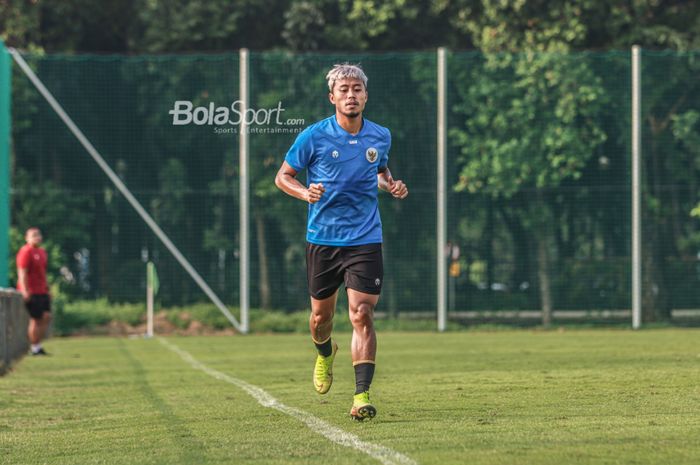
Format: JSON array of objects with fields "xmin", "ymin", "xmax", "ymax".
[{"xmin": 285, "ymin": 115, "xmax": 391, "ymax": 246}]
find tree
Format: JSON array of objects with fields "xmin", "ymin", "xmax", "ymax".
[
  {"xmin": 638, "ymin": 55, "xmax": 700, "ymax": 320},
  {"xmin": 5, "ymin": 0, "xmax": 700, "ymax": 319},
  {"xmin": 10, "ymin": 170, "xmax": 93, "ymax": 297},
  {"xmin": 449, "ymin": 1, "xmax": 608, "ymax": 325}
]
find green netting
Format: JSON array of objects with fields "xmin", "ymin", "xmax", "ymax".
[
  {"xmin": 7, "ymin": 49, "xmax": 700, "ymax": 323},
  {"xmin": 446, "ymin": 51, "xmax": 633, "ymax": 314},
  {"xmin": 640, "ymin": 51, "xmax": 700, "ymax": 319},
  {"xmin": 12, "ymin": 54, "xmax": 240, "ymax": 306},
  {"xmin": 247, "ymin": 52, "xmax": 436, "ymax": 312}
]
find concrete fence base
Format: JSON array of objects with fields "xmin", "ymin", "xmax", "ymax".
[{"xmin": 0, "ymin": 289, "xmax": 28, "ymax": 375}]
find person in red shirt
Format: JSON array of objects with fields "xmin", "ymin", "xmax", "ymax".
[{"xmin": 16, "ymin": 227, "xmax": 51, "ymax": 356}]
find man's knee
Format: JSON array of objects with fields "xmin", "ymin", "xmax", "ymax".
[
  {"xmin": 42, "ymin": 312, "xmax": 52, "ymax": 324},
  {"xmin": 310, "ymin": 309, "xmax": 333, "ymax": 327},
  {"xmin": 350, "ymin": 302, "xmax": 374, "ymax": 326}
]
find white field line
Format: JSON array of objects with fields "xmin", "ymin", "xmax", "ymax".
[{"xmin": 158, "ymin": 338, "xmax": 418, "ymax": 465}]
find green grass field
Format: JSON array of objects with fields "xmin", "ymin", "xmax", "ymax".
[{"xmin": 2, "ymin": 330, "xmax": 699, "ymax": 465}]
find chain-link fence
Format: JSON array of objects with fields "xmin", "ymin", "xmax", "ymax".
[{"xmin": 5, "ymin": 48, "xmax": 700, "ymax": 326}]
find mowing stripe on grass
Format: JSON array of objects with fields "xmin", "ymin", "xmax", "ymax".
[
  {"xmin": 117, "ymin": 339, "xmax": 208, "ymax": 463},
  {"xmin": 158, "ymin": 338, "xmax": 418, "ymax": 465}
]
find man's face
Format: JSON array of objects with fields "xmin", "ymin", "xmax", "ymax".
[
  {"xmin": 26, "ymin": 229, "xmax": 42, "ymax": 247},
  {"xmin": 329, "ymin": 78, "xmax": 367, "ymax": 118}
]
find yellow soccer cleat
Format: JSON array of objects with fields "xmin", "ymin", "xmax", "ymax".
[
  {"xmin": 350, "ymin": 391, "xmax": 376, "ymax": 421},
  {"xmin": 313, "ymin": 341, "xmax": 338, "ymax": 394}
]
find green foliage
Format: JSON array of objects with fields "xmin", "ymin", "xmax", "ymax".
[
  {"xmin": 166, "ymin": 302, "xmax": 233, "ymax": 330},
  {"xmin": 453, "ymin": 1, "xmax": 594, "ymax": 52},
  {"xmin": 449, "ymin": 1, "xmax": 608, "ymax": 198},
  {"xmin": 130, "ymin": 0, "xmax": 293, "ymax": 52},
  {"xmin": 9, "ymin": 49, "xmax": 700, "ymax": 316},
  {"xmin": 53, "ymin": 298, "xmax": 145, "ymax": 335},
  {"xmin": 282, "ymin": 1, "xmax": 326, "ymax": 51},
  {"xmin": 445, "ymin": 4, "xmax": 612, "ymax": 320},
  {"xmin": 49, "ymin": 299, "xmax": 466, "ymax": 334},
  {"xmin": 10, "ymin": 169, "xmax": 94, "ymax": 298},
  {"xmin": 4, "ymin": 1, "xmax": 700, "ymax": 321},
  {"xmin": 2, "ymin": 0, "xmax": 699, "ymax": 54},
  {"xmin": 451, "ymin": 52, "xmax": 607, "ymax": 197},
  {"xmin": 151, "ymin": 158, "xmax": 189, "ymax": 228},
  {"xmin": 250, "ymin": 309, "xmax": 311, "ymax": 333},
  {"xmin": 133, "ymin": 0, "xmax": 243, "ymax": 52},
  {"xmin": 0, "ymin": 0, "xmax": 41, "ymax": 50},
  {"xmin": 671, "ymin": 110, "xmax": 700, "ymax": 219},
  {"xmin": 12, "ymin": 169, "xmax": 93, "ymax": 247}
]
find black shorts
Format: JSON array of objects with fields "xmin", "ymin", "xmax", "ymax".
[
  {"xmin": 25, "ymin": 294, "xmax": 51, "ymax": 320},
  {"xmin": 306, "ymin": 243, "xmax": 383, "ymax": 300}
]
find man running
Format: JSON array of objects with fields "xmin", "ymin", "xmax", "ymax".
[
  {"xmin": 17, "ymin": 227, "xmax": 51, "ymax": 356},
  {"xmin": 275, "ymin": 63, "xmax": 408, "ymax": 420}
]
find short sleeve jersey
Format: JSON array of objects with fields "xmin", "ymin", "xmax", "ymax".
[
  {"xmin": 285, "ymin": 116, "xmax": 391, "ymax": 246},
  {"xmin": 16, "ymin": 244, "xmax": 49, "ymax": 294}
]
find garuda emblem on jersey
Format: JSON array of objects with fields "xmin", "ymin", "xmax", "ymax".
[{"xmin": 366, "ymin": 147, "xmax": 378, "ymax": 163}]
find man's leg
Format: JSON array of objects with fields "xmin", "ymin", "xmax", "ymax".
[
  {"xmin": 39, "ymin": 311, "xmax": 52, "ymax": 341},
  {"xmin": 307, "ymin": 243, "xmax": 343, "ymax": 394},
  {"xmin": 311, "ymin": 291, "xmax": 339, "ymax": 394},
  {"xmin": 27, "ymin": 295, "xmax": 51, "ymax": 355},
  {"xmin": 28, "ymin": 317, "xmax": 40, "ymax": 345},
  {"xmin": 347, "ymin": 288, "xmax": 379, "ymax": 420},
  {"xmin": 348, "ymin": 289, "xmax": 379, "ymax": 384},
  {"xmin": 310, "ymin": 291, "xmax": 337, "ymax": 353},
  {"xmin": 28, "ymin": 315, "xmax": 47, "ymax": 355}
]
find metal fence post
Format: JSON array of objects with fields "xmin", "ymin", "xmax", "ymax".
[
  {"xmin": 437, "ymin": 47, "xmax": 447, "ymax": 332},
  {"xmin": 239, "ymin": 48, "xmax": 250, "ymax": 333},
  {"xmin": 0, "ymin": 40, "xmax": 11, "ymax": 288},
  {"xmin": 631, "ymin": 45, "xmax": 642, "ymax": 329}
]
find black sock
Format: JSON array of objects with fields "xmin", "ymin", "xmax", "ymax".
[
  {"xmin": 314, "ymin": 338, "xmax": 333, "ymax": 357},
  {"xmin": 354, "ymin": 363, "xmax": 375, "ymax": 394}
]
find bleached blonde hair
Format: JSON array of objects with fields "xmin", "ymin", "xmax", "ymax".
[{"xmin": 326, "ymin": 63, "xmax": 368, "ymax": 92}]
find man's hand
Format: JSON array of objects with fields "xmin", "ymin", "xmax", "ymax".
[
  {"xmin": 17, "ymin": 268, "xmax": 30, "ymax": 301},
  {"xmin": 306, "ymin": 183, "xmax": 325, "ymax": 204},
  {"xmin": 275, "ymin": 162, "xmax": 326, "ymax": 204},
  {"xmin": 387, "ymin": 177, "xmax": 408, "ymax": 199}
]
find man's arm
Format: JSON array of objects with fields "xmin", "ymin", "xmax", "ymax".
[
  {"xmin": 17, "ymin": 267, "xmax": 30, "ymax": 300},
  {"xmin": 378, "ymin": 168, "xmax": 408, "ymax": 199},
  {"xmin": 275, "ymin": 161, "xmax": 325, "ymax": 204}
]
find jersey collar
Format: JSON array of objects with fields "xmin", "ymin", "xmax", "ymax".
[{"xmin": 331, "ymin": 114, "xmax": 366, "ymax": 138}]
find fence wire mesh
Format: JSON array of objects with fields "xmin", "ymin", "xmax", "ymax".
[{"xmin": 7, "ymin": 50, "xmax": 700, "ymax": 324}]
